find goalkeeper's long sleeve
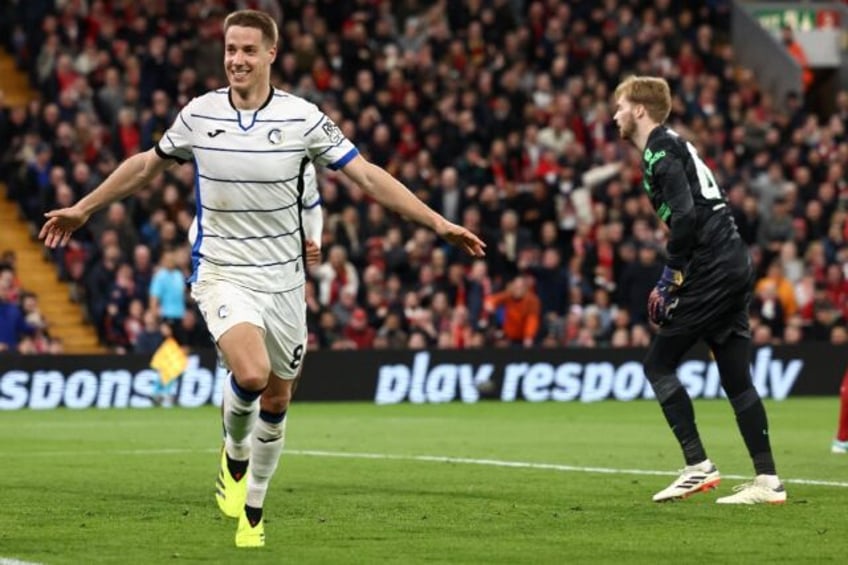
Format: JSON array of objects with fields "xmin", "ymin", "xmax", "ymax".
[{"xmin": 655, "ymin": 155, "xmax": 696, "ymax": 270}]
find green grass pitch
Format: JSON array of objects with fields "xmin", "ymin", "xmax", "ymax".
[{"xmin": 1, "ymin": 399, "xmax": 846, "ymax": 564}]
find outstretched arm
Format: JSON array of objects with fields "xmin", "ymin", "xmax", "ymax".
[
  {"xmin": 40, "ymin": 148, "xmax": 175, "ymax": 248},
  {"xmin": 340, "ymin": 155, "xmax": 485, "ymax": 256}
]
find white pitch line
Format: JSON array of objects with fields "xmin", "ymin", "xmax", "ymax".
[
  {"xmin": 0, "ymin": 558, "xmax": 45, "ymax": 565},
  {"xmin": 4, "ymin": 447, "xmax": 848, "ymax": 489},
  {"xmin": 288, "ymin": 449, "xmax": 848, "ymax": 488}
]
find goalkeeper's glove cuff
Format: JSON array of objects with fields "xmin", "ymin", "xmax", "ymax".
[
  {"xmin": 649, "ymin": 267, "xmax": 683, "ymax": 325},
  {"xmin": 660, "ymin": 266, "xmax": 684, "ymax": 288}
]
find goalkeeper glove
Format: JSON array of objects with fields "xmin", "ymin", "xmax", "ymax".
[{"xmin": 648, "ymin": 266, "xmax": 683, "ymax": 325}]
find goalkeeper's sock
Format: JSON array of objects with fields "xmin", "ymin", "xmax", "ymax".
[
  {"xmin": 246, "ymin": 410, "xmax": 287, "ymax": 509},
  {"xmin": 837, "ymin": 368, "xmax": 848, "ymax": 441},
  {"xmin": 224, "ymin": 373, "xmax": 261, "ymax": 463},
  {"xmin": 658, "ymin": 385, "xmax": 708, "ymax": 466},
  {"xmin": 730, "ymin": 388, "xmax": 777, "ymax": 476}
]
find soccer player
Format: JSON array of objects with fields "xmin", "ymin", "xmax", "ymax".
[
  {"xmin": 612, "ymin": 76, "xmax": 786, "ymax": 504},
  {"xmin": 39, "ymin": 9, "xmax": 485, "ymax": 547},
  {"xmin": 832, "ymin": 366, "xmax": 848, "ymax": 454}
]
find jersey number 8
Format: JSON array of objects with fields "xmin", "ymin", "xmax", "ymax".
[{"xmin": 289, "ymin": 344, "xmax": 304, "ymax": 370}]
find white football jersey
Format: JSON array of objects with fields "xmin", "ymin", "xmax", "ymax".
[
  {"xmin": 157, "ymin": 87, "xmax": 356, "ymax": 293},
  {"xmin": 187, "ymin": 162, "xmax": 319, "ymax": 255}
]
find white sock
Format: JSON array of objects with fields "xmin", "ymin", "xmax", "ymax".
[
  {"xmin": 223, "ymin": 373, "xmax": 260, "ymax": 461},
  {"xmin": 687, "ymin": 458, "xmax": 713, "ymax": 470},
  {"xmin": 756, "ymin": 474, "xmax": 781, "ymax": 488},
  {"xmin": 246, "ymin": 412, "xmax": 287, "ymax": 508}
]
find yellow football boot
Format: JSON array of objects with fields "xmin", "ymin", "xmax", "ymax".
[
  {"xmin": 235, "ymin": 510, "xmax": 265, "ymax": 548},
  {"xmin": 215, "ymin": 447, "xmax": 247, "ymax": 518}
]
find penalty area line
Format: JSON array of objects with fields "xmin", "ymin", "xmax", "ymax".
[{"xmin": 4, "ymin": 447, "xmax": 848, "ymax": 489}]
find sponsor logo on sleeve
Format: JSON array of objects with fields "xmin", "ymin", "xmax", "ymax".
[{"xmin": 321, "ymin": 121, "xmax": 343, "ymax": 144}]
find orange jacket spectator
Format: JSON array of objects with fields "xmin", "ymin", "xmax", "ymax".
[
  {"xmin": 755, "ymin": 262, "xmax": 797, "ymax": 321},
  {"xmin": 485, "ymin": 276, "xmax": 541, "ymax": 346},
  {"xmin": 782, "ymin": 26, "xmax": 813, "ymax": 91}
]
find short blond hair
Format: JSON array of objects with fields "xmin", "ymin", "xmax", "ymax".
[
  {"xmin": 614, "ymin": 76, "xmax": 672, "ymax": 123},
  {"xmin": 224, "ymin": 10, "xmax": 279, "ymax": 47}
]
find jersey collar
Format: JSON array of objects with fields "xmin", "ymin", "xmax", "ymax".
[
  {"xmin": 227, "ymin": 85, "xmax": 275, "ymax": 112},
  {"xmin": 646, "ymin": 124, "xmax": 667, "ymax": 147}
]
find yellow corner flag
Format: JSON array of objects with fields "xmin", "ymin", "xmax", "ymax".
[{"xmin": 150, "ymin": 337, "xmax": 189, "ymax": 385}]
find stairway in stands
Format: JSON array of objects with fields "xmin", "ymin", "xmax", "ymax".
[
  {"xmin": 0, "ymin": 50, "xmax": 32, "ymax": 108},
  {"xmin": 0, "ymin": 52, "xmax": 104, "ymax": 353}
]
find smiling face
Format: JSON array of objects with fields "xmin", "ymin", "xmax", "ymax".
[{"xmin": 224, "ymin": 25, "xmax": 275, "ymax": 95}]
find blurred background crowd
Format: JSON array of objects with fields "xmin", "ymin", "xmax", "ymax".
[{"xmin": 0, "ymin": 0, "xmax": 846, "ymax": 355}]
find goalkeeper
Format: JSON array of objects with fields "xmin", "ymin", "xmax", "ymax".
[{"xmin": 612, "ymin": 76, "xmax": 785, "ymax": 504}]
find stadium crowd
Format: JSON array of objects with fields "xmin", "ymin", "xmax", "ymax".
[{"xmin": 0, "ymin": 0, "xmax": 846, "ymax": 355}]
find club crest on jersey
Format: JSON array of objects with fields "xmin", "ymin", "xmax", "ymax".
[
  {"xmin": 267, "ymin": 128, "xmax": 284, "ymax": 145},
  {"xmin": 322, "ymin": 121, "xmax": 343, "ymax": 143}
]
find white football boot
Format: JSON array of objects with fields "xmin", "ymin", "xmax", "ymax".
[
  {"xmin": 831, "ymin": 439, "xmax": 848, "ymax": 454},
  {"xmin": 652, "ymin": 459, "xmax": 721, "ymax": 502},
  {"xmin": 716, "ymin": 475, "xmax": 787, "ymax": 505}
]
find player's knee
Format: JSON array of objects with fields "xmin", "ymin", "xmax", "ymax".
[
  {"xmin": 261, "ymin": 392, "xmax": 291, "ymax": 415},
  {"xmin": 643, "ymin": 354, "xmax": 683, "ymax": 403},
  {"xmin": 232, "ymin": 367, "xmax": 271, "ymax": 393},
  {"xmin": 643, "ymin": 353, "xmax": 674, "ymax": 383},
  {"xmin": 728, "ymin": 387, "xmax": 760, "ymax": 414}
]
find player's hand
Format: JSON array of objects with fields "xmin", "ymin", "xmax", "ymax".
[
  {"xmin": 436, "ymin": 221, "xmax": 486, "ymax": 257},
  {"xmin": 305, "ymin": 239, "xmax": 321, "ymax": 267},
  {"xmin": 39, "ymin": 206, "xmax": 90, "ymax": 248},
  {"xmin": 648, "ymin": 266, "xmax": 683, "ymax": 325}
]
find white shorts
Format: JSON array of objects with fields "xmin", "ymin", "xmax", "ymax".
[{"xmin": 191, "ymin": 279, "xmax": 307, "ymax": 380}]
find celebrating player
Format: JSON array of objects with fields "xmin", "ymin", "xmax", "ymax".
[
  {"xmin": 39, "ymin": 9, "xmax": 484, "ymax": 547},
  {"xmin": 612, "ymin": 76, "xmax": 786, "ymax": 504}
]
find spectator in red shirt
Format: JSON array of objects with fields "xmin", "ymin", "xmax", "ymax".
[
  {"xmin": 824, "ymin": 263, "xmax": 848, "ymax": 316},
  {"xmin": 343, "ymin": 308, "xmax": 376, "ymax": 349},
  {"xmin": 116, "ymin": 108, "xmax": 141, "ymax": 158}
]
